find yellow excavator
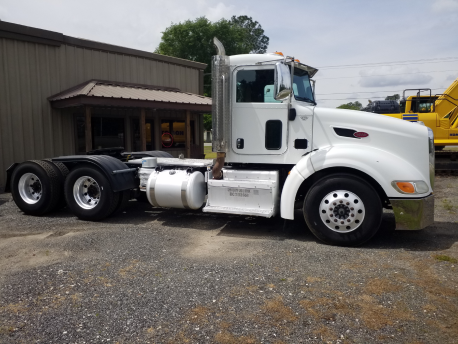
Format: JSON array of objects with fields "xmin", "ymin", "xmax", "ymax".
[{"xmin": 365, "ymin": 77, "xmax": 458, "ymax": 149}]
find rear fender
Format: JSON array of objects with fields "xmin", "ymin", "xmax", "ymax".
[
  {"xmin": 4, "ymin": 163, "xmax": 19, "ymax": 193},
  {"xmin": 52, "ymin": 155, "xmax": 137, "ymax": 192}
]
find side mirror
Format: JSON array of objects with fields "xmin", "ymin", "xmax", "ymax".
[{"xmin": 274, "ymin": 63, "xmax": 292, "ymax": 101}]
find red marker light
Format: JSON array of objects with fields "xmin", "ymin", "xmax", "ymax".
[{"xmin": 354, "ymin": 132, "xmax": 369, "ymax": 138}]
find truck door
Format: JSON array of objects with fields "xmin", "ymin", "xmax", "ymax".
[{"xmin": 232, "ymin": 65, "xmax": 288, "ymax": 155}]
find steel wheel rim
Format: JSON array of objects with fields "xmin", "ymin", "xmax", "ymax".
[
  {"xmin": 319, "ymin": 190, "xmax": 365, "ymax": 233},
  {"xmin": 18, "ymin": 173, "xmax": 42, "ymax": 204},
  {"xmin": 73, "ymin": 176, "xmax": 101, "ymax": 209}
]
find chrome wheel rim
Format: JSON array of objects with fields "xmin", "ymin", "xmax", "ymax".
[
  {"xmin": 319, "ymin": 190, "xmax": 365, "ymax": 233},
  {"xmin": 18, "ymin": 173, "xmax": 42, "ymax": 204},
  {"xmin": 73, "ymin": 176, "xmax": 101, "ymax": 209}
]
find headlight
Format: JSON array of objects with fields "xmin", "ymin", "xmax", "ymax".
[
  {"xmin": 427, "ymin": 127, "xmax": 435, "ymax": 190},
  {"xmin": 392, "ymin": 181, "xmax": 430, "ymax": 194}
]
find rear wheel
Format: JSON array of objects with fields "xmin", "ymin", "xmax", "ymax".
[
  {"xmin": 303, "ymin": 174, "xmax": 382, "ymax": 246},
  {"xmin": 42, "ymin": 160, "xmax": 69, "ymax": 208},
  {"xmin": 64, "ymin": 166, "xmax": 120, "ymax": 221},
  {"xmin": 11, "ymin": 160, "xmax": 61, "ymax": 215}
]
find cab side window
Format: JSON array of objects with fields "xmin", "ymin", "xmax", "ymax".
[{"xmin": 236, "ymin": 69, "xmax": 279, "ymax": 103}]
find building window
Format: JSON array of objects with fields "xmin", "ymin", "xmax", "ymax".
[
  {"xmin": 161, "ymin": 120, "xmax": 194, "ymax": 149},
  {"xmin": 132, "ymin": 119, "xmax": 154, "ymax": 151},
  {"xmin": 75, "ymin": 116, "xmax": 125, "ymax": 153},
  {"xmin": 92, "ymin": 117, "xmax": 125, "ymax": 149}
]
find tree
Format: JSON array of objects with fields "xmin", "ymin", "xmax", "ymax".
[
  {"xmin": 385, "ymin": 94, "xmax": 400, "ymax": 102},
  {"xmin": 155, "ymin": 16, "xmax": 269, "ymax": 96},
  {"xmin": 337, "ymin": 101, "xmax": 363, "ymax": 111},
  {"xmin": 203, "ymin": 113, "xmax": 212, "ymax": 132},
  {"xmin": 155, "ymin": 16, "xmax": 269, "ymax": 131}
]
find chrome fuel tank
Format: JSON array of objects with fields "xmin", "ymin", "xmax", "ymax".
[{"xmin": 146, "ymin": 169, "xmax": 206, "ymax": 210}]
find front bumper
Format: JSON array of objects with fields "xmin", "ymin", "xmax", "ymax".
[{"xmin": 390, "ymin": 194, "xmax": 434, "ymax": 230}]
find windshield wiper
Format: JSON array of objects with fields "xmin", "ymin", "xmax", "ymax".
[{"xmin": 295, "ymin": 96, "xmax": 317, "ymax": 105}]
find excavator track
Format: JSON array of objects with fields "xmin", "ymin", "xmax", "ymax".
[{"xmin": 435, "ymin": 150, "xmax": 458, "ymax": 175}]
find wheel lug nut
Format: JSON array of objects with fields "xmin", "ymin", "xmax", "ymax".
[
  {"xmin": 351, "ymin": 214, "xmax": 354, "ymax": 217},
  {"xmin": 346, "ymin": 202, "xmax": 349, "ymax": 205},
  {"xmin": 329, "ymin": 208, "xmax": 333, "ymax": 211},
  {"xmin": 347, "ymin": 219, "xmax": 351, "ymax": 222},
  {"xmin": 339, "ymin": 200, "xmax": 343, "ymax": 203},
  {"xmin": 333, "ymin": 202, "xmax": 336, "ymax": 205},
  {"xmin": 340, "ymin": 221, "xmax": 344, "ymax": 224},
  {"xmin": 334, "ymin": 219, "xmax": 337, "ymax": 222},
  {"xmin": 350, "ymin": 207, "xmax": 354, "ymax": 211},
  {"xmin": 330, "ymin": 214, "xmax": 333, "ymax": 217}
]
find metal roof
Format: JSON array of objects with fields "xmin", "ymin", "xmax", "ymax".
[
  {"xmin": 0, "ymin": 21, "xmax": 207, "ymax": 70},
  {"xmin": 48, "ymin": 80, "xmax": 212, "ymax": 111}
]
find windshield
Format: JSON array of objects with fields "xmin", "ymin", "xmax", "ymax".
[{"xmin": 292, "ymin": 67, "xmax": 315, "ymax": 104}]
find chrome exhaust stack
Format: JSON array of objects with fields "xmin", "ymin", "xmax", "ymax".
[{"xmin": 211, "ymin": 37, "xmax": 230, "ymax": 179}]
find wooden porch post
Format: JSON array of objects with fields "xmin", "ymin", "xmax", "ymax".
[
  {"xmin": 85, "ymin": 106, "xmax": 92, "ymax": 152},
  {"xmin": 186, "ymin": 110, "xmax": 191, "ymax": 158},
  {"xmin": 140, "ymin": 108, "xmax": 146, "ymax": 151}
]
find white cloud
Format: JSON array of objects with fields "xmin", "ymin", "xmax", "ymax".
[
  {"xmin": 205, "ymin": 3, "xmax": 237, "ymax": 22},
  {"xmin": 0, "ymin": 5, "xmax": 10, "ymax": 20},
  {"xmin": 446, "ymin": 74, "xmax": 457, "ymax": 81},
  {"xmin": 358, "ymin": 67, "xmax": 433, "ymax": 87},
  {"xmin": 432, "ymin": 0, "xmax": 458, "ymax": 12}
]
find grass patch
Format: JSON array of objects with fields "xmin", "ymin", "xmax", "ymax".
[
  {"xmin": 433, "ymin": 254, "xmax": 457, "ymax": 263},
  {"xmin": 263, "ymin": 296, "xmax": 297, "ymax": 323},
  {"xmin": 442, "ymin": 199, "xmax": 456, "ymax": 213},
  {"xmin": 204, "ymin": 145, "xmax": 217, "ymax": 159}
]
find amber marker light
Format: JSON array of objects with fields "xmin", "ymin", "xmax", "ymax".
[
  {"xmin": 274, "ymin": 51, "xmax": 284, "ymax": 56},
  {"xmin": 396, "ymin": 182, "xmax": 415, "ymax": 193},
  {"xmin": 294, "ymin": 59, "xmax": 300, "ymax": 63}
]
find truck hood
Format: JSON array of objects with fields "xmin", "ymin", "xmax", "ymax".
[{"xmin": 311, "ymin": 106, "xmax": 430, "ymax": 182}]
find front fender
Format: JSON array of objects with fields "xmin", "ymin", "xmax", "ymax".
[
  {"xmin": 311, "ymin": 146, "xmax": 431, "ymax": 198},
  {"xmin": 280, "ymin": 156, "xmax": 313, "ymax": 220},
  {"xmin": 280, "ymin": 145, "xmax": 431, "ymax": 220}
]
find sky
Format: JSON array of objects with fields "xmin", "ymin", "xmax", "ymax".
[{"xmin": 1, "ymin": 0, "xmax": 457, "ymax": 108}]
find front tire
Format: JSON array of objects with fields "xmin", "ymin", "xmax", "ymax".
[
  {"xmin": 303, "ymin": 174, "xmax": 382, "ymax": 246},
  {"xmin": 64, "ymin": 166, "xmax": 120, "ymax": 221}
]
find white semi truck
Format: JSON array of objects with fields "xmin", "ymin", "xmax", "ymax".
[{"xmin": 5, "ymin": 38, "xmax": 435, "ymax": 246}]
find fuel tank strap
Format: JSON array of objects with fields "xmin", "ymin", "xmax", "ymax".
[
  {"xmin": 181, "ymin": 177, "xmax": 190, "ymax": 209},
  {"xmin": 148, "ymin": 174, "xmax": 160, "ymax": 207}
]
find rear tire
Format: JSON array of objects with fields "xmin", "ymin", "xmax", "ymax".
[
  {"xmin": 64, "ymin": 166, "xmax": 120, "ymax": 221},
  {"xmin": 42, "ymin": 160, "xmax": 69, "ymax": 208},
  {"xmin": 11, "ymin": 160, "xmax": 61, "ymax": 215},
  {"xmin": 303, "ymin": 174, "xmax": 382, "ymax": 246}
]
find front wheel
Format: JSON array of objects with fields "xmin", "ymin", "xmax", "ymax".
[
  {"xmin": 64, "ymin": 166, "xmax": 120, "ymax": 221},
  {"xmin": 303, "ymin": 174, "xmax": 382, "ymax": 246}
]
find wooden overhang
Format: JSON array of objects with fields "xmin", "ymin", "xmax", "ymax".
[{"xmin": 48, "ymin": 80, "xmax": 212, "ymax": 112}]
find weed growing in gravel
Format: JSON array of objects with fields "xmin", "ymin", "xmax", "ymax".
[
  {"xmin": 262, "ymin": 296, "xmax": 297, "ymax": 323},
  {"xmin": 442, "ymin": 199, "xmax": 456, "ymax": 213},
  {"xmin": 433, "ymin": 254, "xmax": 457, "ymax": 263}
]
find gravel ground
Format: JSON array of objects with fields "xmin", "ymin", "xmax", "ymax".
[{"xmin": 0, "ymin": 176, "xmax": 457, "ymax": 344}]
